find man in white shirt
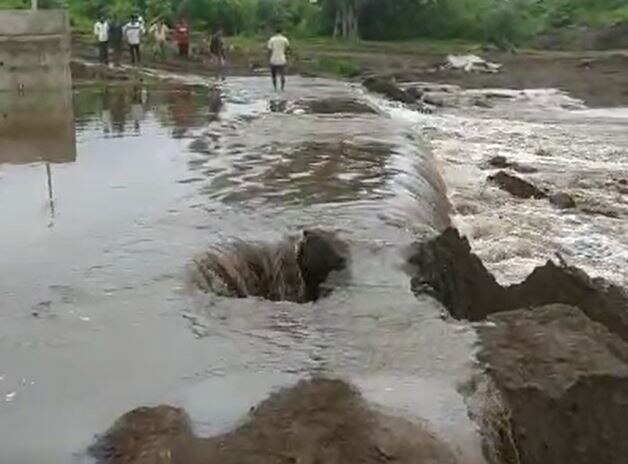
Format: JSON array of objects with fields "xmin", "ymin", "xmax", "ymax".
[
  {"xmin": 267, "ymin": 27, "xmax": 290, "ymax": 91},
  {"xmin": 124, "ymin": 15, "xmax": 145, "ymax": 65},
  {"xmin": 93, "ymin": 15, "xmax": 109, "ymax": 64}
]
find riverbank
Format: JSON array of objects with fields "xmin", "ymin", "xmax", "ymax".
[{"xmin": 72, "ymin": 33, "xmax": 628, "ymax": 107}]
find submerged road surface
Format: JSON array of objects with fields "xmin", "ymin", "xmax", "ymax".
[{"xmin": 0, "ymin": 78, "xmax": 483, "ymax": 463}]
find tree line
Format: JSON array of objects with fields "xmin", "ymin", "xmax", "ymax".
[{"xmin": 2, "ymin": 0, "xmax": 627, "ymax": 45}]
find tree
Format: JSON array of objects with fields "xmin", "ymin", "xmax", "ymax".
[
  {"xmin": 324, "ymin": 0, "xmax": 361, "ymax": 40},
  {"xmin": 146, "ymin": 0, "xmax": 174, "ymax": 21}
]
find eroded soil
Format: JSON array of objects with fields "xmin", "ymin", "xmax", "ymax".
[{"xmin": 92, "ymin": 378, "xmax": 460, "ymax": 464}]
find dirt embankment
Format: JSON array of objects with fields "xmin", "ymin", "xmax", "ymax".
[
  {"xmin": 472, "ymin": 304, "xmax": 628, "ymax": 464},
  {"xmin": 365, "ymin": 51, "xmax": 628, "ymax": 108},
  {"xmin": 407, "ymin": 52, "xmax": 628, "ymax": 108},
  {"xmin": 407, "ymin": 227, "xmax": 628, "ymax": 343},
  {"xmin": 408, "ymin": 228, "xmax": 628, "ymax": 464},
  {"xmin": 90, "ymin": 378, "xmax": 459, "ymax": 464},
  {"xmin": 72, "ymin": 31, "xmax": 628, "ymax": 108}
]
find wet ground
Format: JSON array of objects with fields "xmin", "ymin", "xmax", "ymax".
[
  {"xmin": 0, "ymin": 78, "xmax": 481, "ymax": 463},
  {"xmin": 403, "ymin": 51, "xmax": 628, "ymax": 108}
]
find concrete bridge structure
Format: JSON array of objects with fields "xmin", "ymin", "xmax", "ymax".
[{"xmin": 0, "ymin": 9, "xmax": 75, "ymax": 164}]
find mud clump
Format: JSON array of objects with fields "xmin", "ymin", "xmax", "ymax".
[
  {"xmin": 407, "ymin": 228, "xmax": 628, "ymax": 343},
  {"xmin": 473, "ymin": 304, "xmax": 628, "ymax": 464},
  {"xmin": 487, "ymin": 171, "xmax": 547, "ymax": 199},
  {"xmin": 297, "ymin": 230, "xmax": 349, "ymax": 302},
  {"xmin": 487, "ymin": 156, "xmax": 538, "ymax": 174},
  {"xmin": 422, "ymin": 94, "xmax": 445, "ymax": 107},
  {"xmin": 362, "ymin": 76, "xmax": 416, "ymax": 104},
  {"xmin": 407, "ymin": 228, "xmax": 504, "ymax": 321},
  {"xmin": 192, "ymin": 229, "xmax": 349, "ymax": 303},
  {"xmin": 487, "ymin": 156, "xmax": 509, "ymax": 169},
  {"xmin": 549, "ymin": 192, "xmax": 576, "ymax": 209},
  {"xmin": 406, "ymin": 86, "xmax": 424, "ymax": 100},
  {"xmin": 89, "ymin": 405, "xmax": 194, "ymax": 464},
  {"xmin": 298, "ymin": 98, "xmax": 377, "ymax": 115},
  {"xmin": 90, "ymin": 378, "xmax": 460, "ymax": 464}
]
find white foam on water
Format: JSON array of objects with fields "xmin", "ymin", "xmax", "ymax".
[
  {"xmin": 368, "ymin": 87, "xmax": 628, "ymax": 287},
  {"xmin": 570, "ymin": 107, "xmax": 628, "ymax": 119}
]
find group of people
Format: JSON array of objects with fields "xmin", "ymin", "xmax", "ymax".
[
  {"xmin": 93, "ymin": 14, "xmax": 146, "ymax": 65},
  {"xmin": 94, "ymin": 15, "xmax": 290, "ymax": 91},
  {"xmin": 93, "ymin": 15, "xmax": 226, "ymax": 66}
]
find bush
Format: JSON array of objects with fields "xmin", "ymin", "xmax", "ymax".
[
  {"xmin": 2, "ymin": 0, "xmax": 626, "ymax": 45},
  {"xmin": 480, "ymin": 0, "xmax": 541, "ymax": 46},
  {"xmin": 308, "ymin": 56, "xmax": 361, "ymax": 78}
]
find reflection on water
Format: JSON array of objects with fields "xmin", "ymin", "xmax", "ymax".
[
  {"xmin": 0, "ymin": 78, "xmax": 481, "ymax": 464},
  {"xmin": 73, "ymin": 85, "xmax": 220, "ymax": 138}
]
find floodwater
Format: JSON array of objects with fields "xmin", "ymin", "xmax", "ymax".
[
  {"xmin": 0, "ymin": 78, "xmax": 482, "ymax": 464},
  {"xmin": 3, "ymin": 74, "xmax": 626, "ymax": 464},
  {"xmin": 387, "ymin": 86, "xmax": 628, "ymax": 286}
]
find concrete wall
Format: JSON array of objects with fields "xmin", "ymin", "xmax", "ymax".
[
  {"xmin": 0, "ymin": 90, "xmax": 76, "ymax": 164},
  {"xmin": 0, "ymin": 10, "xmax": 75, "ymax": 163},
  {"xmin": 0, "ymin": 9, "xmax": 71, "ymax": 91}
]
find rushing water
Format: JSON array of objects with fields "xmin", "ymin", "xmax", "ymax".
[
  {"xmin": 384, "ymin": 86, "xmax": 628, "ymax": 286},
  {"xmin": 0, "ymin": 78, "xmax": 482, "ymax": 464}
]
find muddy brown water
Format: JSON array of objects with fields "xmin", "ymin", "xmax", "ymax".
[{"xmin": 0, "ymin": 77, "xmax": 483, "ymax": 463}]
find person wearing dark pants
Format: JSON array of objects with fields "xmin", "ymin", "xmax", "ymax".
[
  {"xmin": 267, "ymin": 27, "xmax": 290, "ymax": 91},
  {"xmin": 98, "ymin": 41, "xmax": 109, "ymax": 64},
  {"xmin": 93, "ymin": 16, "xmax": 109, "ymax": 64},
  {"xmin": 175, "ymin": 19, "xmax": 190, "ymax": 58},
  {"xmin": 124, "ymin": 15, "xmax": 144, "ymax": 65},
  {"xmin": 270, "ymin": 65, "xmax": 286, "ymax": 92},
  {"xmin": 210, "ymin": 29, "xmax": 226, "ymax": 66},
  {"xmin": 178, "ymin": 42, "xmax": 189, "ymax": 58},
  {"xmin": 129, "ymin": 44, "xmax": 141, "ymax": 64},
  {"xmin": 108, "ymin": 19, "xmax": 123, "ymax": 66}
]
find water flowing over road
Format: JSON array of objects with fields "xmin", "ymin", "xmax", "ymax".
[
  {"xmin": 3, "ymin": 72, "xmax": 626, "ymax": 463},
  {"xmin": 0, "ymin": 77, "xmax": 482, "ymax": 463}
]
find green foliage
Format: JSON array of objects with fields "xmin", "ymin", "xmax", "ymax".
[
  {"xmin": 357, "ymin": 0, "xmax": 546, "ymax": 45},
  {"xmin": 1, "ymin": 0, "xmax": 626, "ymax": 45},
  {"xmin": 307, "ymin": 55, "xmax": 361, "ymax": 77},
  {"xmin": 479, "ymin": 0, "xmax": 542, "ymax": 46},
  {"xmin": 177, "ymin": 0, "xmax": 241, "ymax": 32},
  {"xmin": 0, "ymin": 0, "xmax": 64, "ymax": 7},
  {"xmin": 544, "ymin": 0, "xmax": 628, "ymax": 26}
]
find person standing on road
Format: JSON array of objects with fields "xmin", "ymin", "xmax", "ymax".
[
  {"xmin": 124, "ymin": 14, "xmax": 144, "ymax": 65},
  {"xmin": 93, "ymin": 15, "xmax": 109, "ymax": 65},
  {"xmin": 175, "ymin": 19, "xmax": 191, "ymax": 58},
  {"xmin": 267, "ymin": 27, "xmax": 290, "ymax": 91},
  {"xmin": 149, "ymin": 19, "xmax": 170, "ymax": 59},
  {"xmin": 108, "ymin": 17, "xmax": 124, "ymax": 66},
  {"xmin": 210, "ymin": 29, "xmax": 226, "ymax": 66}
]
